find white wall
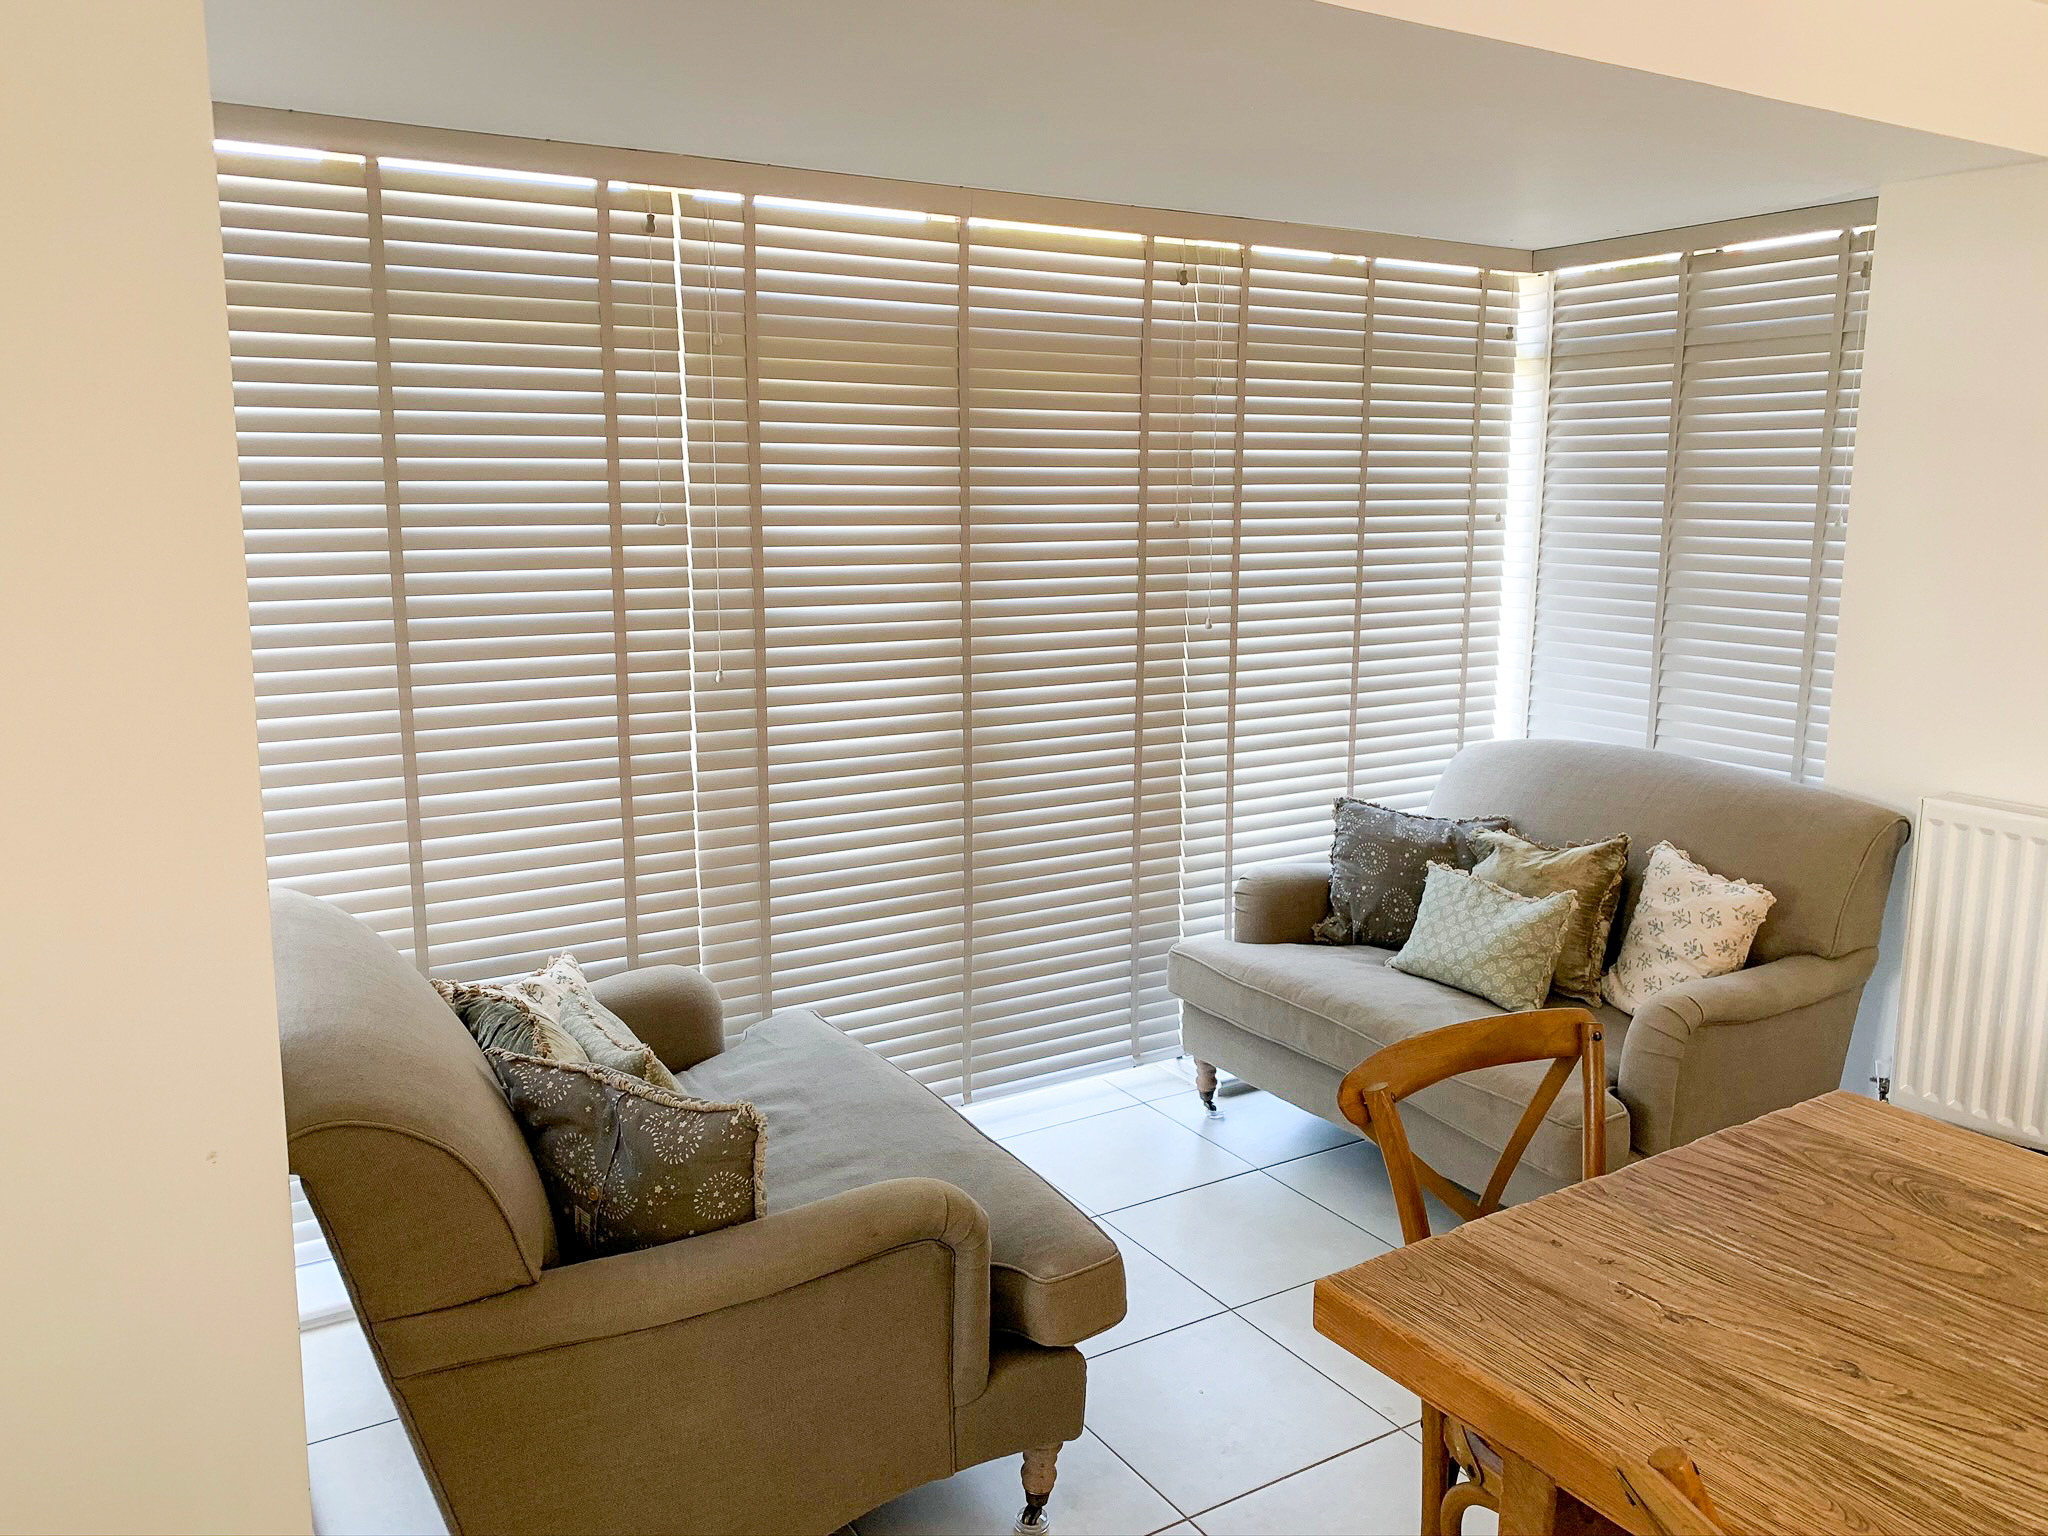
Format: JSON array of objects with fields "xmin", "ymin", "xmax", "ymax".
[
  {"xmin": 1826, "ymin": 159, "xmax": 2048, "ymax": 1090},
  {"xmin": 1322, "ymin": 0, "xmax": 2048, "ymax": 155},
  {"xmin": 0, "ymin": 2, "xmax": 311, "ymax": 1531}
]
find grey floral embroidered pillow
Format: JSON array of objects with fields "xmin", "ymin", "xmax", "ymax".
[
  {"xmin": 1313, "ymin": 799, "xmax": 1515, "ymax": 950},
  {"xmin": 488, "ymin": 1050, "xmax": 765, "ymax": 1259}
]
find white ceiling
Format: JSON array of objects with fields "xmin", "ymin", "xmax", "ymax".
[{"xmin": 204, "ymin": 0, "xmax": 2031, "ymax": 251}]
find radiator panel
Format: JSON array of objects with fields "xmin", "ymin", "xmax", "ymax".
[{"xmin": 1894, "ymin": 795, "xmax": 2048, "ymax": 1149}]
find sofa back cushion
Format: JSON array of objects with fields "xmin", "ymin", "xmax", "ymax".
[
  {"xmin": 1426, "ymin": 740, "xmax": 1908, "ymax": 964},
  {"xmin": 272, "ymin": 888, "xmax": 556, "ymax": 1321}
]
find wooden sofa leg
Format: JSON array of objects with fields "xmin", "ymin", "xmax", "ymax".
[
  {"xmin": 1194, "ymin": 1059, "xmax": 1222, "ymax": 1118},
  {"xmin": 1015, "ymin": 1443, "xmax": 1060, "ymax": 1534}
]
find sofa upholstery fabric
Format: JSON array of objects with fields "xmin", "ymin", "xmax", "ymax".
[
  {"xmin": 273, "ymin": 889, "xmax": 1119, "ymax": 1535},
  {"xmin": 1169, "ymin": 936, "xmax": 1631, "ymax": 1183},
  {"xmin": 685, "ymin": 1010, "xmax": 1125, "ymax": 1348},
  {"xmin": 1170, "ymin": 741, "xmax": 1909, "ymax": 1185}
]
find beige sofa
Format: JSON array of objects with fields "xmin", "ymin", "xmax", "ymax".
[
  {"xmin": 1169, "ymin": 741, "xmax": 1909, "ymax": 1199},
  {"xmin": 273, "ymin": 890, "xmax": 1125, "ymax": 1536}
]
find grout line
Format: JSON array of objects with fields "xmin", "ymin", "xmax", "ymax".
[
  {"xmin": 1091, "ymin": 1164, "xmax": 1264, "ymax": 1221},
  {"xmin": 1085, "ymin": 1426, "xmax": 1190, "ymax": 1528},
  {"xmin": 307, "ymin": 1414, "xmax": 400, "ymax": 1450},
  {"xmin": 1231, "ymin": 1300, "xmax": 1410, "ymax": 1430},
  {"xmin": 1176, "ymin": 1420, "xmax": 1408, "ymax": 1524}
]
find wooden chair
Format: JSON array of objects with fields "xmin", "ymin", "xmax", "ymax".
[
  {"xmin": 1618, "ymin": 1448, "xmax": 1728, "ymax": 1536},
  {"xmin": 1336, "ymin": 1008, "xmax": 1607, "ymax": 1536}
]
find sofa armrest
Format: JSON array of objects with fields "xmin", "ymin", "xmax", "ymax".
[
  {"xmin": 1618, "ymin": 949, "xmax": 1878, "ymax": 1156},
  {"xmin": 372, "ymin": 1177, "xmax": 993, "ymax": 1405},
  {"xmin": 1233, "ymin": 859, "xmax": 1334, "ymax": 945},
  {"xmin": 590, "ymin": 963, "xmax": 728, "ymax": 1071}
]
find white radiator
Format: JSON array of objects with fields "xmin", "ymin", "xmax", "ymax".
[{"xmin": 1892, "ymin": 794, "xmax": 2048, "ymax": 1149}]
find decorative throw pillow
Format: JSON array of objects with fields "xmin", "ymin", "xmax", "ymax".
[
  {"xmin": 435, "ymin": 957, "xmax": 680, "ymax": 1092},
  {"xmin": 1472, "ymin": 829, "xmax": 1630, "ymax": 1006},
  {"xmin": 1388, "ymin": 863, "xmax": 1578, "ymax": 1013},
  {"xmin": 434, "ymin": 971, "xmax": 587, "ymax": 1063},
  {"xmin": 542, "ymin": 955, "xmax": 681, "ymax": 1093},
  {"xmin": 1313, "ymin": 799, "xmax": 1516, "ymax": 950},
  {"xmin": 489, "ymin": 1050, "xmax": 765, "ymax": 1259},
  {"xmin": 1602, "ymin": 842, "xmax": 1777, "ymax": 1015}
]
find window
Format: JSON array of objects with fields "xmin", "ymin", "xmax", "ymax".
[
  {"xmin": 220, "ymin": 135, "xmax": 1523, "ymax": 1097},
  {"xmin": 1528, "ymin": 228, "xmax": 1873, "ymax": 781},
  {"xmin": 219, "ymin": 116, "xmax": 1868, "ymax": 1100}
]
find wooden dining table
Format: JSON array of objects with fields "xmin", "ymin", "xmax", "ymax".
[{"xmin": 1313, "ymin": 1091, "xmax": 2048, "ymax": 1534}]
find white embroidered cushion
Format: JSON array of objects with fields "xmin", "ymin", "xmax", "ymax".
[{"xmin": 1602, "ymin": 841, "xmax": 1777, "ymax": 1015}]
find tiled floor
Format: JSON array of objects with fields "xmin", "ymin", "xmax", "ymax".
[{"xmin": 299, "ymin": 1060, "xmax": 1493, "ymax": 1535}]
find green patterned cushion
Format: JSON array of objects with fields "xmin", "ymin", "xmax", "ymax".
[
  {"xmin": 1389, "ymin": 862, "xmax": 1578, "ymax": 1013},
  {"xmin": 1472, "ymin": 829, "xmax": 1630, "ymax": 1005}
]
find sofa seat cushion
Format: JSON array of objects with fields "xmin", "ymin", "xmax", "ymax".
[
  {"xmin": 1168, "ymin": 936, "xmax": 1631, "ymax": 1183},
  {"xmin": 681, "ymin": 1009, "xmax": 1124, "ymax": 1349}
]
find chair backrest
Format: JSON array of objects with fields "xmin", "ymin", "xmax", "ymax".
[
  {"xmin": 1620, "ymin": 1448, "xmax": 1728, "ymax": 1536},
  {"xmin": 271, "ymin": 888, "xmax": 556, "ymax": 1322},
  {"xmin": 1426, "ymin": 739, "xmax": 1909, "ymax": 964},
  {"xmin": 1337, "ymin": 1008, "xmax": 1605, "ymax": 1243}
]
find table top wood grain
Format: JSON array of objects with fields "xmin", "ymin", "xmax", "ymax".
[{"xmin": 1313, "ymin": 1092, "xmax": 2048, "ymax": 1534}]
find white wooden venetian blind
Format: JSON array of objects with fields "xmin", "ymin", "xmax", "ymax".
[
  {"xmin": 1529, "ymin": 227, "xmax": 1872, "ymax": 780},
  {"xmin": 221, "ymin": 134, "xmax": 1532, "ymax": 1099},
  {"xmin": 1178, "ymin": 251, "xmax": 1518, "ymax": 941}
]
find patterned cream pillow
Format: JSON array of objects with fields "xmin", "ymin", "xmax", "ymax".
[
  {"xmin": 1602, "ymin": 842, "xmax": 1777, "ymax": 1015},
  {"xmin": 1389, "ymin": 863, "xmax": 1578, "ymax": 1013},
  {"xmin": 489, "ymin": 1050, "xmax": 765, "ymax": 1259}
]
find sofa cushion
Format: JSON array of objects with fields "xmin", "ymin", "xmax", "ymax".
[
  {"xmin": 682, "ymin": 1009, "xmax": 1124, "ymax": 1348},
  {"xmin": 490, "ymin": 1050, "xmax": 765, "ymax": 1258},
  {"xmin": 1168, "ymin": 936, "xmax": 1630, "ymax": 1183},
  {"xmin": 1389, "ymin": 864, "xmax": 1577, "ymax": 1013}
]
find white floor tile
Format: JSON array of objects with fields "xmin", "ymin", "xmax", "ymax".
[
  {"xmin": 298, "ymin": 1260, "xmax": 353, "ymax": 1329},
  {"xmin": 1149, "ymin": 1088, "xmax": 1359, "ymax": 1169},
  {"xmin": 1003, "ymin": 1106, "xmax": 1253, "ymax": 1215},
  {"xmin": 1085, "ymin": 1313, "xmax": 1389, "ymax": 1517},
  {"xmin": 308, "ymin": 1420, "xmax": 446, "ymax": 1536},
  {"xmin": 1106, "ymin": 1174, "xmax": 1387, "ymax": 1308},
  {"xmin": 1236, "ymin": 1285, "xmax": 1418, "ymax": 1428},
  {"xmin": 1192, "ymin": 1430, "xmax": 1419, "ymax": 1536},
  {"xmin": 1158, "ymin": 1526, "xmax": 1199, "ymax": 1535},
  {"xmin": 302, "ymin": 1320, "xmax": 397, "ymax": 1444},
  {"xmin": 1082, "ymin": 1231, "xmax": 1226, "ymax": 1358},
  {"xmin": 1264, "ymin": 1142, "xmax": 1465, "ymax": 1247},
  {"xmin": 961, "ymin": 1075, "xmax": 1136, "ymax": 1139},
  {"xmin": 857, "ymin": 1430, "xmax": 1179, "ymax": 1536},
  {"xmin": 1100, "ymin": 1059, "xmax": 1200, "ymax": 1102}
]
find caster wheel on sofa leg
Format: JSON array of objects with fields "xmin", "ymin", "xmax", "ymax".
[
  {"xmin": 1014, "ymin": 1443, "xmax": 1059, "ymax": 1535},
  {"xmin": 1194, "ymin": 1060, "xmax": 1223, "ymax": 1119}
]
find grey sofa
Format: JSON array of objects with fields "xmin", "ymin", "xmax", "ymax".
[
  {"xmin": 1168, "ymin": 740, "xmax": 1909, "ymax": 1200},
  {"xmin": 273, "ymin": 889, "xmax": 1125, "ymax": 1536}
]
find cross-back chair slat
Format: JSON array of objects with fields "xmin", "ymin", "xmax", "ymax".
[
  {"xmin": 1336, "ymin": 1007, "xmax": 1606, "ymax": 1245},
  {"xmin": 1338, "ymin": 1007, "xmax": 1612, "ymax": 1535}
]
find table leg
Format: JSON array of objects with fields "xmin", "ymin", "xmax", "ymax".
[
  {"xmin": 1500, "ymin": 1450, "xmax": 1561, "ymax": 1536},
  {"xmin": 1420, "ymin": 1404, "xmax": 1453, "ymax": 1536}
]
